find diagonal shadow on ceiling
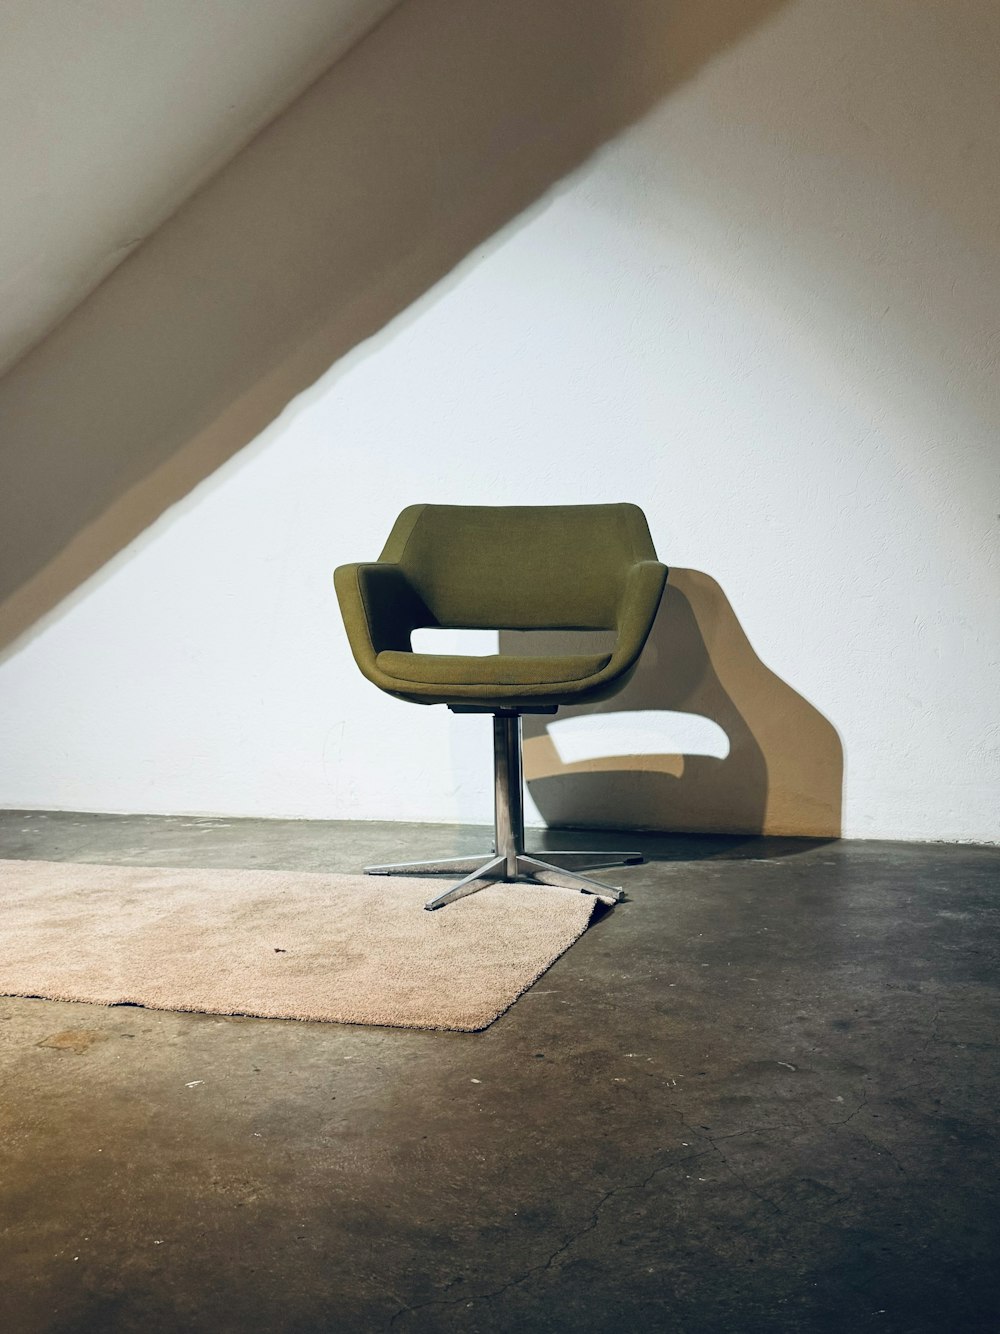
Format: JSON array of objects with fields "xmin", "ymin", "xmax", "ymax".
[{"xmin": 0, "ymin": 0, "xmax": 790, "ymax": 655}]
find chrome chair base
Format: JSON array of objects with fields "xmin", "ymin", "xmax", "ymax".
[
  {"xmin": 364, "ymin": 713, "xmax": 643, "ymax": 910},
  {"xmin": 366, "ymin": 849, "xmax": 640, "ymax": 911}
]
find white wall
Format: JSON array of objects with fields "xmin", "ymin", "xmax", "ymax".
[{"xmin": 1, "ymin": 0, "xmax": 997, "ymax": 843}]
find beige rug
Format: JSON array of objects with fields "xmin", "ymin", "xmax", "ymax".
[{"xmin": 0, "ymin": 859, "xmax": 611, "ymax": 1031}]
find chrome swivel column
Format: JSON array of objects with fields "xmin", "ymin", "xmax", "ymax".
[
  {"xmin": 366, "ymin": 712, "xmax": 643, "ymax": 910},
  {"xmin": 493, "ymin": 713, "xmax": 524, "ymax": 877}
]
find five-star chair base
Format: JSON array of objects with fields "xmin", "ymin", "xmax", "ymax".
[
  {"xmin": 365, "ymin": 713, "xmax": 643, "ymax": 910},
  {"xmin": 366, "ymin": 849, "xmax": 640, "ymax": 911}
]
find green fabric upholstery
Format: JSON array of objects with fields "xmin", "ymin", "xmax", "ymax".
[
  {"xmin": 334, "ymin": 503, "xmax": 667, "ymax": 711},
  {"xmin": 376, "ymin": 650, "xmax": 612, "ymax": 687}
]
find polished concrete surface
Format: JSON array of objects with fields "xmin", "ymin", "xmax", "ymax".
[{"xmin": 0, "ymin": 811, "xmax": 997, "ymax": 1333}]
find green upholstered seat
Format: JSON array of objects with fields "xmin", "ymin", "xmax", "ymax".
[
  {"xmin": 335, "ymin": 504, "xmax": 667, "ymax": 712},
  {"xmin": 375, "ymin": 650, "xmax": 612, "ymax": 687}
]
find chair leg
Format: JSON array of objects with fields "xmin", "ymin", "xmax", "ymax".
[
  {"xmin": 365, "ymin": 854, "xmax": 494, "ymax": 876},
  {"xmin": 530, "ymin": 850, "xmax": 644, "ymax": 872},
  {"xmin": 517, "ymin": 854, "xmax": 625, "ymax": 903},
  {"xmin": 423, "ymin": 855, "xmax": 506, "ymax": 911},
  {"xmin": 365, "ymin": 850, "xmax": 640, "ymax": 877}
]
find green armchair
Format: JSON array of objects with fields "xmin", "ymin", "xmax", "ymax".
[{"xmin": 335, "ymin": 503, "xmax": 667, "ymax": 909}]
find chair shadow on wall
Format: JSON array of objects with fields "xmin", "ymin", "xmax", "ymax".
[{"xmin": 501, "ymin": 569, "xmax": 843, "ymax": 855}]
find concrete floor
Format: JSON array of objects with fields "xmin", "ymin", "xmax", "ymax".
[{"xmin": 0, "ymin": 811, "xmax": 997, "ymax": 1334}]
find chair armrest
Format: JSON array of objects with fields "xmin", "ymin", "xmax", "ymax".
[
  {"xmin": 334, "ymin": 563, "xmax": 430, "ymax": 675},
  {"xmin": 609, "ymin": 560, "xmax": 668, "ymax": 675}
]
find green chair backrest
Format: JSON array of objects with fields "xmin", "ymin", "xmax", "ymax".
[{"xmin": 380, "ymin": 503, "xmax": 657, "ymax": 631}]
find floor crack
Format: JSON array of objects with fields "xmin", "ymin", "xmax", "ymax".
[
  {"xmin": 921, "ymin": 1008, "xmax": 943, "ymax": 1054},
  {"xmin": 676, "ymin": 1113, "xmax": 784, "ymax": 1215},
  {"xmin": 384, "ymin": 1143, "xmax": 712, "ymax": 1329},
  {"xmin": 836, "ymin": 1092, "xmax": 869, "ymax": 1126},
  {"xmin": 385, "ymin": 1116, "xmax": 821, "ymax": 1326}
]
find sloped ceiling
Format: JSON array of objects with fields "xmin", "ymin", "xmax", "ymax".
[{"xmin": 0, "ymin": 0, "xmax": 399, "ymax": 376}]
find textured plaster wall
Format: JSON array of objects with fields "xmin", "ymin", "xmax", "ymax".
[{"xmin": 0, "ymin": 0, "xmax": 997, "ymax": 841}]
